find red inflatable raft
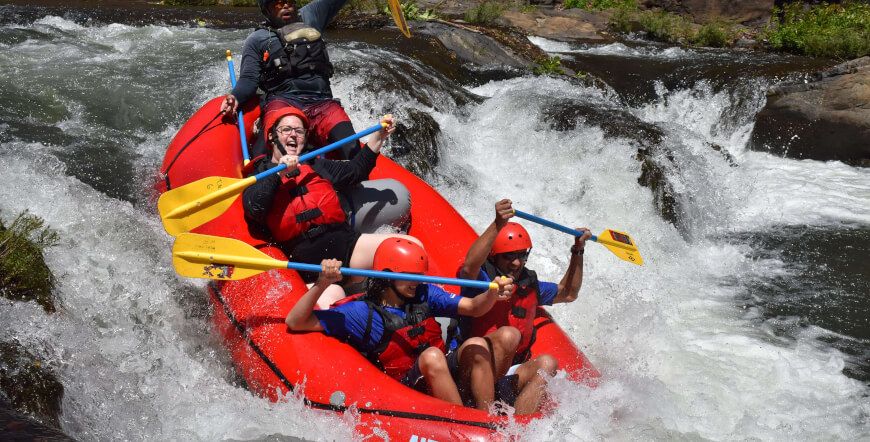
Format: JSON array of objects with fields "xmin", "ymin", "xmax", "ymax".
[{"xmin": 156, "ymin": 97, "xmax": 600, "ymax": 440}]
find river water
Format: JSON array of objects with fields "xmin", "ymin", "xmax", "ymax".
[{"xmin": 0, "ymin": 4, "xmax": 868, "ymax": 441}]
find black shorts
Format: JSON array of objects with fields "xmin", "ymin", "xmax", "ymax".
[
  {"xmin": 400, "ymin": 350, "xmax": 519, "ymax": 407},
  {"xmin": 287, "ymin": 224, "xmax": 361, "ymax": 282},
  {"xmin": 401, "ymin": 350, "xmax": 461, "ymax": 390}
]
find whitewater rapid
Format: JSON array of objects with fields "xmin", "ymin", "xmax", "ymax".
[{"xmin": 0, "ymin": 15, "xmax": 868, "ymax": 440}]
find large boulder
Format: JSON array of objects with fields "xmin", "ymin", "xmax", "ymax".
[
  {"xmin": 748, "ymin": 57, "xmax": 870, "ymax": 166},
  {"xmin": 641, "ymin": 0, "xmax": 774, "ymax": 26},
  {"xmin": 496, "ymin": 8, "xmax": 610, "ymax": 42},
  {"xmin": 412, "ymin": 21, "xmax": 533, "ymax": 69}
]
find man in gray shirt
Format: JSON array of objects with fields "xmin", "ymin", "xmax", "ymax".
[{"xmin": 221, "ymin": 0, "xmax": 359, "ymax": 159}]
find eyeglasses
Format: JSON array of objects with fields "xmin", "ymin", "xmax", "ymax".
[
  {"xmin": 275, "ymin": 126, "xmax": 306, "ymax": 136},
  {"xmin": 499, "ymin": 250, "xmax": 530, "ymax": 262}
]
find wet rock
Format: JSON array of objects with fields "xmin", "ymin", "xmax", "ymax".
[
  {"xmin": 496, "ymin": 8, "xmax": 611, "ymax": 42},
  {"xmin": 389, "ymin": 109, "xmax": 441, "ymax": 177},
  {"xmin": 540, "ymin": 98, "xmax": 692, "ymax": 230},
  {"xmin": 0, "ymin": 342, "xmax": 64, "ymax": 431},
  {"xmin": 637, "ymin": 144, "xmax": 684, "ymax": 231},
  {"xmin": 748, "ymin": 56, "xmax": 870, "ymax": 166},
  {"xmin": 540, "ymin": 97, "xmax": 664, "ymax": 146},
  {"xmin": 413, "ymin": 21, "xmax": 533, "ymax": 70},
  {"xmin": 640, "ymin": 0, "xmax": 774, "ymax": 26}
]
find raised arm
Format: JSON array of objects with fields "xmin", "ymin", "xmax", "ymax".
[
  {"xmin": 457, "ymin": 276, "xmax": 514, "ymax": 317},
  {"xmin": 552, "ymin": 228, "xmax": 591, "ymax": 304},
  {"xmin": 460, "ymin": 199, "xmax": 514, "ymax": 279},
  {"xmin": 363, "ymin": 114, "xmax": 396, "ymax": 154},
  {"xmin": 285, "ymin": 259, "xmax": 343, "ymax": 331}
]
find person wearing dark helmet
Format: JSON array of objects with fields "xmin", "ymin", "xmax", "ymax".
[
  {"xmin": 221, "ymin": 0, "xmax": 360, "ymax": 160},
  {"xmin": 285, "ymin": 238, "xmax": 531, "ymax": 412},
  {"xmin": 242, "ymin": 104, "xmax": 414, "ymax": 306},
  {"xmin": 457, "ymin": 198, "xmax": 592, "ymax": 414}
]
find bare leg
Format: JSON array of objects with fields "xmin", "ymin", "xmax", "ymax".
[
  {"xmin": 457, "ymin": 337, "xmax": 496, "ymax": 411},
  {"xmin": 512, "ymin": 354, "xmax": 558, "ymax": 415},
  {"xmin": 346, "ymin": 233, "xmax": 423, "ymax": 284},
  {"xmin": 484, "ymin": 326, "xmax": 521, "ymax": 379},
  {"xmin": 418, "ymin": 347, "xmax": 461, "ymax": 405}
]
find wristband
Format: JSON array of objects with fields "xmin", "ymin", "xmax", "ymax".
[{"xmin": 570, "ymin": 246, "xmax": 584, "ymax": 256}]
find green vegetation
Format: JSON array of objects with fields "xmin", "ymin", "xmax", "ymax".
[
  {"xmin": 465, "ymin": 0, "xmax": 508, "ymax": 25},
  {"xmin": 0, "ymin": 210, "xmax": 59, "ymax": 313},
  {"xmin": 764, "ymin": 1, "xmax": 870, "ymax": 59},
  {"xmin": 607, "ymin": 4, "xmax": 742, "ymax": 48},
  {"xmin": 534, "ymin": 55, "xmax": 565, "ymax": 75},
  {"xmin": 387, "ymin": 0, "xmax": 440, "ymax": 21},
  {"xmin": 564, "ymin": 0, "xmax": 635, "ymax": 12},
  {"xmin": 163, "ymin": 0, "xmax": 258, "ymax": 6}
]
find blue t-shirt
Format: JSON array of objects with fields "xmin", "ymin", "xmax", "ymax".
[
  {"xmin": 459, "ymin": 267, "xmax": 558, "ymax": 306},
  {"xmin": 314, "ymin": 284, "xmax": 462, "ymax": 353}
]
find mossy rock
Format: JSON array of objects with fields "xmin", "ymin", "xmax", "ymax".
[
  {"xmin": 0, "ymin": 341, "xmax": 64, "ymax": 429},
  {"xmin": 0, "ymin": 211, "xmax": 59, "ymax": 313}
]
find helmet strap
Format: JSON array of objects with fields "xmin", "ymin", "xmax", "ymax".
[{"xmin": 271, "ymin": 129, "xmax": 288, "ymax": 157}]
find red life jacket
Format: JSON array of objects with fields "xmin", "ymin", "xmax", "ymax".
[
  {"xmin": 360, "ymin": 299, "xmax": 446, "ymax": 381},
  {"xmin": 265, "ymin": 164, "xmax": 346, "ymax": 242},
  {"xmin": 469, "ymin": 260, "xmax": 541, "ymax": 362}
]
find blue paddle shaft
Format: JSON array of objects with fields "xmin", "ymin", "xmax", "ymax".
[
  {"xmin": 251, "ymin": 123, "xmax": 385, "ymax": 182},
  {"xmin": 284, "ymin": 262, "xmax": 495, "ymax": 290},
  {"xmin": 513, "ymin": 209, "xmax": 599, "ymax": 242},
  {"xmin": 226, "ymin": 55, "xmax": 250, "ymax": 161}
]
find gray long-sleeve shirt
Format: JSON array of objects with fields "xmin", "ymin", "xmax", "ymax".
[{"xmin": 231, "ymin": 0, "xmax": 351, "ymax": 103}]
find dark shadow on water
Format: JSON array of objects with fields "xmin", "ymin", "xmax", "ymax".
[{"xmin": 727, "ymin": 225, "xmax": 870, "ymax": 384}]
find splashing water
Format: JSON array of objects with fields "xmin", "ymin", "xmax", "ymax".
[{"xmin": 1, "ymin": 13, "xmax": 868, "ymax": 441}]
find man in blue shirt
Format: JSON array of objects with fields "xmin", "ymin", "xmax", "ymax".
[
  {"xmin": 221, "ymin": 0, "xmax": 360, "ymax": 159},
  {"xmin": 285, "ymin": 238, "xmax": 528, "ymax": 412}
]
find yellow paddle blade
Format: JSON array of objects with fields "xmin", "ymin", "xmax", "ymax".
[
  {"xmin": 172, "ymin": 233, "xmax": 284, "ymax": 281},
  {"xmin": 158, "ymin": 175, "xmax": 255, "ymax": 236},
  {"xmin": 595, "ymin": 229, "xmax": 643, "ymax": 266},
  {"xmin": 388, "ymin": 0, "xmax": 411, "ymax": 38}
]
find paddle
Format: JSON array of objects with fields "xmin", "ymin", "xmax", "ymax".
[
  {"xmin": 225, "ymin": 50, "xmax": 250, "ymax": 165},
  {"xmin": 387, "ymin": 0, "xmax": 411, "ymax": 38},
  {"xmin": 158, "ymin": 122, "xmax": 386, "ymax": 236},
  {"xmin": 173, "ymin": 233, "xmax": 498, "ymax": 289},
  {"xmin": 512, "ymin": 209, "xmax": 644, "ymax": 266}
]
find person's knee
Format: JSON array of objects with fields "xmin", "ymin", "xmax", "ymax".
[
  {"xmin": 492, "ymin": 326, "xmax": 521, "ymax": 351},
  {"xmin": 345, "ymin": 179, "xmax": 411, "ymax": 233},
  {"xmin": 328, "ymin": 121, "xmax": 359, "ymax": 159},
  {"xmin": 462, "ymin": 337, "xmax": 491, "ymax": 364},
  {"xmin": 534, "ymin": 354, "xmax": 559, "ymax": 376},
  {"xmin": 418, "ymin": 348, "xmax": 448, "ymax": 375}
]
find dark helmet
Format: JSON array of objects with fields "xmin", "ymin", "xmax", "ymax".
[
  {"xmin": 373, "ymin": 238, "xmax": 429, "ymax": 273},
  {"xmin": 257, "ymin": 0, "xmax": 272, "ymax": 14}
]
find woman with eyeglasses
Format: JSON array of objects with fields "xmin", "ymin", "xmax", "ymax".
[
  {"xmin": 242, "ymin": 104, "xmax": 421, "ymax": 306},
  {"xmin": 455, "ymin": 198, "xmax": 592, "ymax": 414}
]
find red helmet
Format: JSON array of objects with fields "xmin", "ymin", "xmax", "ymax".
[
  {"xmin": 262, "ymin": 101, "xmax": 309, "ymax": 145},
  {"xmin": 490, "ymin": 222, "xmax": 532, "ymax": 255},
  {"xmin": 373, "ymin": 238, "xmax": 428, "ymax": 273}
]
